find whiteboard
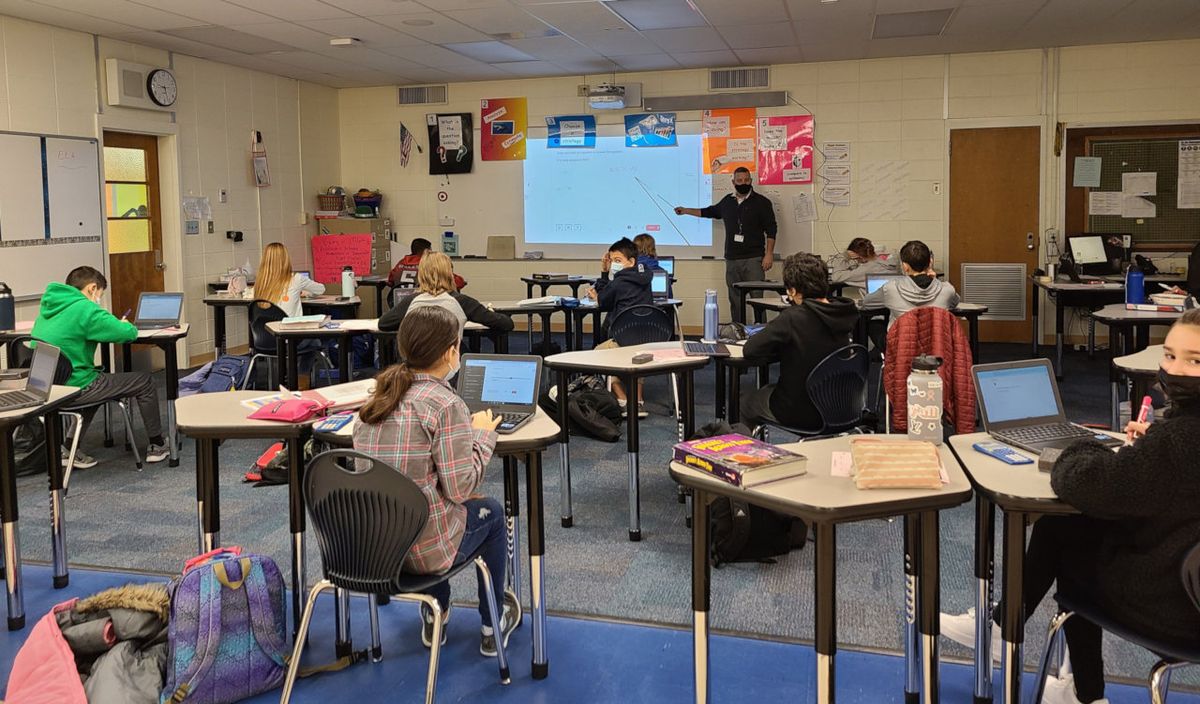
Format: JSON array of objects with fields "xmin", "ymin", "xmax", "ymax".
[{"xmin": 0, "ymin": 132, "xmax": 105, "ymax": 298}]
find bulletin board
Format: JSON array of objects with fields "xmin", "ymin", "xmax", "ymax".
[{"xmin": 1083, "ymin": 135, "xmax": 1200, "ymax": 245}]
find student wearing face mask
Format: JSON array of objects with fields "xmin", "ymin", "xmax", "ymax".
[
  {"xmin": 941, "ymin": 308, "xmax": 1200, "ymax": 704},
  {"xmin": 586, "ymin": 237, "xmax": 654, "ymax": 415},
  {"xmin": 31, "ymin": 266, "xmax": 169, "ymax": 467},
  {"xmin": 675, "ymin": 166, "xmax": 778, "ymax": 313}
]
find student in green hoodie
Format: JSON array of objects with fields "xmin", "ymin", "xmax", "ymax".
[{"xmin": 32, "ymin": 266, "xmax": 168, "ymax": 467}]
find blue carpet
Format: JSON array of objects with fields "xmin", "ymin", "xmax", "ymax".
[{"xmin": 0, "ymin": 564, "xmax": 1195, "ymax": 703}]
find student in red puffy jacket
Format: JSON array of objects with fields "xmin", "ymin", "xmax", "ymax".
[{"xmin": 387, "ymin": 238, "xmax": 466, "ymax": 291}]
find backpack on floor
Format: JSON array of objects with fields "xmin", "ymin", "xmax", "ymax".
[
  {"xmin": 161, "ymin": 547, "xmax": 287, "ymax": 704},
  {"xmin": 198, "ymin": 355, "xmax": 249, "ymax": 393},
  {"xmin": 710, "ymin": 498, "xmax": 808, "ymax": 566}
]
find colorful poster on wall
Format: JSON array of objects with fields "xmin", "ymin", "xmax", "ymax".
[
  {"xmin": 702, "ymin": 108, "xmax": 757, "ymax": 174},
  {"xmin": 757, "ymin": 115, "xmax": 815, "ymax": 185},
  {"xmin": 312, "ymin": 233, "xmax": 372, "ymax": 284},
  {"xmin": 547, "ymin": 115, "xmax": 596, "ymax": 148},
  {"xmin": 624, "ymin": 113, "xmax": 677, "ymax": 147},
  {"xmin": 481, "ymin": 97, "xmax": 527, "ymax": 161},
  {"xmin": 427, "ymin": 112, "xmax": 473, "ymax": 175}
]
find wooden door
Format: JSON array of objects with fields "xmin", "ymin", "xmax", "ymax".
[
  {"xmin": 102, "ymin": 132, "xmax": 164, "ymax": 319},
  {"xmin": 949, "ymin": 127, "xmax": 1041, "ymax": 342}
]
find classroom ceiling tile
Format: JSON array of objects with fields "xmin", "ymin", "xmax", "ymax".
[
  {"xmin": 0, "ymin": 0, "xmax": 136, "ymax": 35},
  {"xmin": 162, "ymin": 26, "xmax": 299, "ymax": 55},
  {"xmin": 799, "ymin": 41, "xmax": 871, "ymax": 62},
  {"xmin": 523, "ymin": 2, "xmax": 630, "ymax": 33},
  {"xmin": 376, "ymin": 41, "xmax": 484, "ymax": 67},
  {"xmin": 491, "ymin": 59, "xmax": 567, "ymax": 75},
  {"xmin": 601, "ymin": 0, "xmax": 708, "ymax": 30},
  {"xmin": 226, "ymin": 22, "xmax": 333, "ymax": 51},
  {"xmin": 503, "ymin": 35, "xmax": 602, "ymax": 61},
  {"xmin": 671, "ymin": 48, "xmax": 740, "ymax": 68},
  {"xmin": 943, "ymin": 3, "xmax": 1041, "ymax": 37},
  {"xmin": 443, "ymin": 6, "xmax": 552, "ymax": 35},
  {"xmin": 392, "ymin": 65, "xmax": 457, "ymax": 83},
  {"xmin": 874, "ymin": 0, "xmax": 961, "ymax": 13},
  {"xmin": 864, "ymin": 35, "xmax": 957, "ymax": 58},
  {"xmin": 295, "ymin": 17, "xmax": 426, "ymax": 47},
  {"xmin": 571, "ymin": 27, "xmax": 661, "ymax": 55},
  {"xmin": 311, "ymin": 45, "xmax": 427, "ymax": 73},
  {"xmin": 373, "ymin": 13, "xmax": 492, "ymax": 43},
  {"xmin": 128, "ymin": 0, "xmax": 280, "ymax": 26},
  {"xmin": 553, "ymin": 56, "xmax": 620, "ymax": 73},
  {"xmin": 792, "ymin": 10, "xmax": 875, "ymax": 44},
  {"xmin": 444, "ymin": 40, "xmax": 537, "ymax": 62},
  {"xmin": 871, "ymin": 9, "xmax": 955, "ymax": 39},
  {"xmin": 690, "ymin": 0, "xmax": 790, "ymax": 26},
  {"xmin": 267, "ymin": 50, "xmax": 363, "ymax": 73},
  {"xmin": 33, "ymin": 0, "xmax": 204, "ymax": 31},
  {"xmin": 109, "ymin": 30, "xmax": 248, "ymax": 62},
  {"xmin": 319, "ymin": 0, "xmax": 427, "ymax": 15},
  {"xmin": 610, "ymin": 53, "xmax": 681, "ymax": 71},
  {"xmin": 641, "ymin": 27, "xmax": 724, "ymax": 53},
  {"xmin": 715, "ymin": 23, "xmax": 797, "ymax": 50},
  {"xmin": 733, "ymin": 46, "xmax": 803, "ymax": 65},
  {"xmin": 418, "ymin": 0, "xmax": 511, "ymax": 9},
  {"xmin": 224, "ymin": 0, "xmax": 353, "ymax": 22}
]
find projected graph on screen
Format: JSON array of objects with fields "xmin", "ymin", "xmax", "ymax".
[{"xmin": 523, "ymin": 134, "xmax": 713, "ymax": 247}]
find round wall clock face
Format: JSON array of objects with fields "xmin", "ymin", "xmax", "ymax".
[{"xmin": 147, "ymin": 69, "xmax": 177, "ymax": 107}]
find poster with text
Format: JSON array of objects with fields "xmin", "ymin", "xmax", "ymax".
[
  {"xmin": 757, "ymin": 115, "xmax": 814, "ymax": 185},
  {"xmin": 312, "ymin": 233, "xmax": 372, "ymax": 284},
  {"xmin": 427, "ymin": 112, "xmax": 473, "ymax": 175},
  {"xmin": 547, "ymin": 115, "xmax": 596, "ymax": 148},
  {"xmin": 702, "ymin": 108, "xmax": 757, "ymax": 174},
  {"xmin": 624, "ymin": 113, "xmax": 677, "ymax": 147},
  {"xmin": 481, "ymin": 97, "xmax": 527, "ymax": 161}
]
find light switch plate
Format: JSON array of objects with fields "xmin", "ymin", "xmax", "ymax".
[
  {"xmin": 185, "ymin": 220, "xmax": 199, "ymax": 235},
  {"xmin": 218, "ymin": 188, "xmax": 228, "ymax": 203}
]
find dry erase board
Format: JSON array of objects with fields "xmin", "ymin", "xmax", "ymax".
[{"xmin": 0, "ymin": 131, "xmax": 105, "ymax": 298}]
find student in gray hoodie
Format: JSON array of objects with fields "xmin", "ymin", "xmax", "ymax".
[
  {"xmin": 829, "ymin": 237, "xmax": 899, "ymax": 293},
  {"xmin": 860, "ymin": 240, "xmax": 959, "ymax": 326}
]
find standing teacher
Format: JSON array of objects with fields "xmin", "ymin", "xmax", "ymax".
[{"xmin": 675, "ymin": 166, "xmax": 777, "ymax": 319}]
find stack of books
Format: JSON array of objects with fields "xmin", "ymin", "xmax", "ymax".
[
  {"xmin": 673, "ymin": 434, "xmax": 807, "ymax": 488},
  {"xmin": 278, "ymin": 314, "xmax": 329, "ymax": 330}
]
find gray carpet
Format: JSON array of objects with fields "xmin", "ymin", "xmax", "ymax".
[{"xmin": 12, "ymin": 339, "xmax": 1193, "ymax": 689}]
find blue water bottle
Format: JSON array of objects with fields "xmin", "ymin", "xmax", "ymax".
[
  {"xmin": 1125, "ymin": 266, "xmax": 1145, "ymax": 305},
  {"xmin": 703, "ymin": 289, "xmax": 719, "ymax": 342}
]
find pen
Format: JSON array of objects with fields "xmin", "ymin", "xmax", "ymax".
[
  {"xmin": 121, "ymin": 308, "xmax": 132, "ymax": 320},
  {"xmin": 1128, "ymin": 395, "xmax": 1153, "ymax": 444}
]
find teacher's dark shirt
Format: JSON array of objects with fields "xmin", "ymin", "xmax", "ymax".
[{"xmin": 700, "ymin": 191, "xmax": 778, "ymax": 260}]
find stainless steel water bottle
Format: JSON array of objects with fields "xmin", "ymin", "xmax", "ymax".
[
  {"xmin": 906, "ymin": 355, "xmax": 944, "ymax": 445},
  {"xmin": 703, "ymin": 289, "xmax": 719, "ymax": 342}
]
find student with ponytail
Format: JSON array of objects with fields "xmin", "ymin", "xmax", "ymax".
[
  {"xmin": 354, "ymin": 306, "xmax": 520, "ymax": 656},
  {"xmin": 942, "ymin": 308, "xmax": 1200, "ymax": 704}
]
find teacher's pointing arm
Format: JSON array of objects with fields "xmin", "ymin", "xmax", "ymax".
[{"xmin": 674, "ymin": 201, "xmax": 722, "ymax": 219}]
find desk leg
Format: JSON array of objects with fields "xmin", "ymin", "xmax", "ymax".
[
  {"xmin": 542, "ymin": 312, "xmax": 553, "ymax": 355},
  {"xmin": 556, "ymin": 370, "xmax": 573, "ymax": 528},
  {"xmin": 919, "ymin": 511, "xmax": 941, "ymax": 704},
  {"xmin": 101, "ymin": 345, "xmax": 114, "ymax": 447},
  {"xmin": 714, "ymin": 359, "xmax": 726, "ymax": 421},
  {"xmin": 625, "ymin": 373, "xmax": 641, "ymax": 542},
  {"xmin": 973, "ymin": 495, "xmax": 995, "ymax": 703},
  {"xmin": 288, "ymin": 430, "xmax": 309, "ymax": 637},
  {"xmin": 526, "ymin": 451, "xmax": 548, "ymax": 679},
  {"xmin": 1030, "ymin": 280, "xmax": 1039, "ymax": 356},
  {"xmin": 164, "ymin": 342, "xmax": 180, "ymax": 467},
  {"xmin": 691, "ymin": 488, "xmax": 711, "ymax": 704},
  {"xmin": 195, "ymin": 438, "xmax": 220, "ymax": 554},
  {"xmin": 1109, "ymin": 324, "xmax": 1122, "ymax": 431},
  {"xmin": 338, "ymin": 335, "xmax": 351, "ymax": 384},
  {"xmin": 734, "ymin": 289, "xmax": 746, "ymax": 325},
  {"xmin": 287, "ymin": 340, "xmax": 300, "ymax": 391},
  {"xmin": 970, "ymin": 316, "xmax": 981, "ymax": 364},
  {"xmin": 526, "ymin": 314, "xmax": 535, "ymax": 353},
  {"xmin": 214, "ymin": 306, "xmax": 226, "ymax": 360},
  {"xmin": 0, "ymin": 430, "xmax": 23, "ymax": 630},
  {"xmin": 1054, "ymin": 297, "xmax": 1065, "ymax": 379},
  {"xmin": 275, "ymin": 337, "xmax": 287, "ymax": 390},
  {"xmin": 999, "ymin": 512, "xmax": 1027, "ymax": 704},
  {"xmin": 502, "ymin": 456, "xmax": 522, "ymax": 606},
  {"xmin": 592, "ymin": 310, "xmax": 603, "ymax": 346},
  {"xmin": 45, "ymin": 412, "xmax": 68, "ymax": 589},
  {"xmin": 573, "ymin": 312, "xmax": 584, "ymax": 353},
  {"xmin": 730, "ymin": 366, "xmax": 742, "ymax": 425},
  {"xmin": 904, "ymin": 515, "xmax": 921, "ymax": 704},
  {"xmin": 683, "ymin": 370, "xmax": 696, "ymax": 440},
  {"xmin": 814, "ymin": 522, "xmax": 837, "ymax": 704}
]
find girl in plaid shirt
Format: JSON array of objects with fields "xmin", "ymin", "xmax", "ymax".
[{"xmin": 355, "ymin": 306, "xmax": 520, "ymax": 656}]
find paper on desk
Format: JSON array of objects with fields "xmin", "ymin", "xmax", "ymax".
[
  {"xmin": 1088, "ymin": 191, "xmax": 1122, "ymax": 216},
  {"xmin": 830, "ymin": 450, "xmax": 949, "ymax": 483},
  {"xmin": 1122, "ymin": 195, "xmax": 1156, "ymax": 218},
  {"xmin": 337, "ymin": 318, "xmax": 379, "ymax": 331},
  {"xmin": 1122, "ymin": 171, "xmax": 1156, "ymax": 196},
  {"xmin": 651, "ymin": 348, "xmax": 688, "ymax": 360}
]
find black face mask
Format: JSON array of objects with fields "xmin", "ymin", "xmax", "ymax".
[
  {"xmin": 1158, "ymin": 367, "xmax": 1200, "ymax": 408},
  {"xmin": 734, "ymin": 183, "xmax": 752, "ymax": 195}
]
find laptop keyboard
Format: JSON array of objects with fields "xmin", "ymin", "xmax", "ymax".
[
  {"xmin": 683, "ymin": 342, "xmax": 722, "ymax": 356},
  {"xmin": 496, "ymin": 412, "xmax": 531, "ymax": 432},
  {"xmin": 0, "ymin": 390, "xmax": 37, "ymax": 406},
  {"xmin": 1000, "ymin": 423, "xmax": 1094, "ymax": 444}
]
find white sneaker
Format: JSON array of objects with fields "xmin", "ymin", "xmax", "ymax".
[
  {"xmin": 1042, "ymin": 673, "xmax": 1108, "ymax": 704},
  {"xmin": 940, "ymin": 608, "xmax": 1002, "ymax": 663}
]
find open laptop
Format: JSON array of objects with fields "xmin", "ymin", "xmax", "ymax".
[
  {"xmin": 651, "ymin": 270, "xmax": 670, "ymax": 300},
  {"xmin": 457, "ymin": 354, "xmax": 542, "ymax": 434},
  {"xmin": 296, "ymin": 270, "xmax": 311, "ymax": 279},
  {"xmin": 133, "ymin": 292, "xmax": 184, "ymax": 330},
  {"xmin": 973, "ymin": 359, "xmax": 1122, "ymax": 454},
  {"xmin": 674, "ymin": 305, "xmax": 729, "ymax": 357},
  {"xmin": 657, "ymin": 256, "xmax": 674, "ymax": 277},
  {"xmin": 0, "ymin": 342, "xmax": 59, "ymax": 412},
  {"xmin": 865, "ymin": 274, "xmax": 903, "ymax": 295}
]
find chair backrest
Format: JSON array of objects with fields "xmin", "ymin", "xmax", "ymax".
[
  {"xmin": 805, "ymin": 344, "xmax": 870, "ymax": 434},
  {"xmin": 303, "ymin": 449, "xmax": 430, "ymax": 594},
  {"xmin": 5, "ymin": 334, "xmax": 33, "ymax": 369},
  {"xmin": 883, "ymin": 306, "xmax": 976, "ymax": 434},
  {"xmin": 609, "ymin": 304, "xmax": 674, "ymax": 347},
  {"xmin": 1181, "ymin": 540, "xmax": 1200, "ymax": 614},
  {"xmin": 248, "ymin": 300, "xmax": 287, "ymax": 354}
]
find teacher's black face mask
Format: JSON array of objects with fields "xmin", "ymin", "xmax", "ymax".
[
  {"xmin": 1158, "ymin": 366, "xmax": 1200, "ymax": 408},
  {"xmin": 734, "ymin": 183, "xmax": 752, "ymax": 195}
]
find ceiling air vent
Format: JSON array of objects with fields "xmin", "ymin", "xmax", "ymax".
[
  {"xmin": 710, "ymin": 67, "xmax": 769, "ymax": 92},
  {"xmin": 398, "ymin": 85, "xmax": 448, "ymax": 105}
]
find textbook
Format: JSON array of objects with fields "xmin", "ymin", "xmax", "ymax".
[
  {"xmin": 1125, "ymin": 303, "xmax": 1184, "ymax": 313},
  {"xmin": 278, "ymin": 314, "xmax": 329, "ymax": 330},
  {"xmin": 673, "ymin": 434, "xmax": 807, "ymax": 488}
]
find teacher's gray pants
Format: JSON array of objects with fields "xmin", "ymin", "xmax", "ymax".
[{"xmin": 725, "ymin": 256, "xmax": 765, "ymax": 322}]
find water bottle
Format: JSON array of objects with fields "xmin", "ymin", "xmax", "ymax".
[
  {"xmin": 702, "ymin": 289, "xmax": 719, "ymax": 342},
  {"xmin": 442, "ymin": 230, "xmax": 458, "ymax": 256},
  {"xmin": 341, "ymin": 266, "xmax": 357, "ymax": 298},
  {"xmin": 0, "ymin": 282, "xmax": 14, "ymax": 331},
  {"xmin": 1125, "ymin": 265, "xmax": 1145, "ymax": 305},
  {"xmin": 907, "ymin": 355, "xmax": 944, "ymax": 446}
]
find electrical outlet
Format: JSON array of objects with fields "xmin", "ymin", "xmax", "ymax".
[
  {"xmin": 1122, "ymin": 234, "xmax": 1132, "ymax": 248},
  {"xmin": 577, "ymin": 84, "xmax": 589, "ymax": 97},
  {"xmin": 218, "ymin": 188, "xmax": 228, "ymax": 203},
  {"xmin": 207, "ymin": 221, "xmax": 214, "ymax": 234},
  {"xmin": 932, "ymin": 182, "xmax": 942, "ymax": 195}
]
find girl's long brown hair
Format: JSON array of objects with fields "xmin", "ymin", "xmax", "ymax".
[
  {"xmin": 254, "ymin": 243, "xmax": 294, "ymax": 305},
  {"xmin": 417, "ymin": 252, "xmax": 456, "ymax": 296},
  {"xmin": 358, "ymin": 306, "xmax": 461, "ymax": 425}
]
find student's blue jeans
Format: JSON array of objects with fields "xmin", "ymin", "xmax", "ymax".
[{"xmin": 425, "ymin": 497, "xmax": 507, "ymax": 628}]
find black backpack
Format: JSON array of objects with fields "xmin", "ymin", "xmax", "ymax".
[
  {"xmin": 539, "ymin": 378, "xmax": 623, "ymax": 442},
  {"xmin": 710, "ymin": 498, "xmax": 808, "ymax": 566}
]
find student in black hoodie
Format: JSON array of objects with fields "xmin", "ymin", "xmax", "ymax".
[
  {"xmin": 941, "ymin": 308, "xmax": 1200, "ymax": 704},
  {"xmin": 740, "ymin": 252, "xmax": 860, "ymax": 430},
  {"xmin": 586, "ymin": 237, "xmax": 654, "ymax": 414}
]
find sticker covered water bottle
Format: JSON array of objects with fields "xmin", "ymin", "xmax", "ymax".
[{"xmin": 907, "ymin": 355, "xmax": 944, "ymax": 445}]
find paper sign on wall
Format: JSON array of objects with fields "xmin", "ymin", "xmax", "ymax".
[
  {"xmin": 1088, "ymin": 191, "xmax": 1122, "ymax": 216},
  {"xmin": 1122, "ymin": 195, "xmax": 1156, "ymax": 218},
  {"xmin": 756, "ymin": 114, "xmax": 814, "ymax": 185},
  {"xmin": 427, "ymin": 112, "xmax": 473, "ymax": 175},
  {"xmin": 822, "ymin": 142, "xmax": 851, "ymax": 162},
  {"xmin": 1122, "ymin": 171, "xmax": 1156, "ymax": 196},
  {"xmin": 702, "ymin": 108, "xmax": 756, "ymax": 174},
  {"xmin": 481, "ymin": 97, "xmax": 527, "ymax": 161},
  {"xmin": 792, "ymin": 193, "xmax": 817, "ymax": 223},
  {"xmin": 1179, "ymin": 140, "xmax": 1200, "ymax": 209},
  {"xmin": 1073, "ymin": 157, "xmax": 1102, "ymax": 188},
  {"xmin": 624, "ymin": 113, "xmax": 677, "ymax": 147},
  {"xmin": 547, "ymin": 115, "xmax": 596, "ymax": 148},
  {"xmin": 312, "ymin": 234, "xmax": 372, "ymax": 284}
]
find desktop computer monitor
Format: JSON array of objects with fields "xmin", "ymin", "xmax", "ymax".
[
  {"xmin": 1067, "ymin": 233, "xmax": 1126, "ymax": 276},
  {"xmin": 1068, "ymin": 235, "xmax": 1107, "ymax": 265}
]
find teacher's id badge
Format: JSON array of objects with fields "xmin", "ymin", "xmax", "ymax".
[{"xmin": 733, "ymin": 233, "xmax": 745, "ymax": 243}]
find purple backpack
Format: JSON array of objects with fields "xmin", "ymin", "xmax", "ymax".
[{"xmin": 161, "ymin": 547, "xmax": 288, "ymax": 704}]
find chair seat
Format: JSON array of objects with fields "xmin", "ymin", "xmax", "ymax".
[
  {"xmin": 1055, "ymin": 594, "xmax": 1200, "ymax": 663},
  {"xmin": 327, "ymin": 544, "xmax": 487, "ymax": 596}
]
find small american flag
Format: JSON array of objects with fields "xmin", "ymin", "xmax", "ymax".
[{"xmin": 400, "ymin": 122, "xmax": 420, "ymax": 167}]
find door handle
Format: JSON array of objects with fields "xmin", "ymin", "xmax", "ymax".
[
  {"xmin": 1026, "ymin": 232, "xmax": 1036, "ymax": 251},
  {"xmin": 154, "ymin": 249, "xmax": 166, "ymax": 272}
]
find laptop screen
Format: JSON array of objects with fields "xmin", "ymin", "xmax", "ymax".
[
  {"xmin": 460, "ymin": 357, "xmax": 539, "ymax": 407},
  {"xmin": 975, "ymin": 364, "xmax": 1060, "ymax": 424},
  {"xmin": 26, "ymin": 344, "xmax": 58, "ymax": 395},
  {"xmin": 296, "ymin": 270, "xmax": 311, "ymax": 279},
  {"xmin": 657, "ymin": 257, "xmax": 674, "ymax": 276},
  {"xmin": 866, "ymin": 275, "xmax": 901, "ymax": 294},
  {"xmin": 137, "ymin": 293, "xmax": 183, "ymax": 322},
  {"xmin": 651, "ymin": 271, "xmax": 669, "ymax": 296}
]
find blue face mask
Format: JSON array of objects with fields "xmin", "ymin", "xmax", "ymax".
[{"xmin": 610, "ymin": 261, "xmax": 625, "ymax": 274}]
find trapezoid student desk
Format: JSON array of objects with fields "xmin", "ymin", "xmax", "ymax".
[
  {"xmin": 1113, "ymin": 344, "xmax": 1162, "ymax": 425},
  {"xmin": 1092, "ymin": 304, "xmax": 1181, "ymax": 430},
  {"xmin": 313, "ymin": 408, "xmax": 560, "ymax": 679},
  {"xmin": 544, "ymin": 341, "xmax": 707, "ymax": 541},
  {"xmin": 568, "ymin": 298, "xmax": 684, "ymax": 350},
  {"xmin": 489, "ymin": 300, "xmax": 559, "ymax": 354},
  {"xmin": 731, "ymin": 280, "xmax": 787, "ymax": 325},
  {"xmin": 672, "ymin": 435, "xmax": 973, "ymax": 704},
  {"xmin": 202, "ymin": 294, "xmax": 362, "ymax": 361},
  {"xmin": 0, "ymin": 386, "xmax": 79, "ymax": 629},
  {"xmin": 372, "ymin": 321, "xmax": 501, "ymax": 367}
]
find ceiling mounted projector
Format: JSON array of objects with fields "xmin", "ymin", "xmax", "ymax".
[{"xmin": 589, "ymin": 82, "xmax": 641, "ymax": 110}]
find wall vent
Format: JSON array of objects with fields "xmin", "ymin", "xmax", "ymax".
[
  {"xmin": 399, "ymin": 85, "xmax": 448, "ymax": 105},
  {"xmin": 710, "ymin": 67, "xmax": 769, "ymax": 91},
  {"xmin": 961, "ymin": 263, "xmax": 1027, "ymax": 321}
]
